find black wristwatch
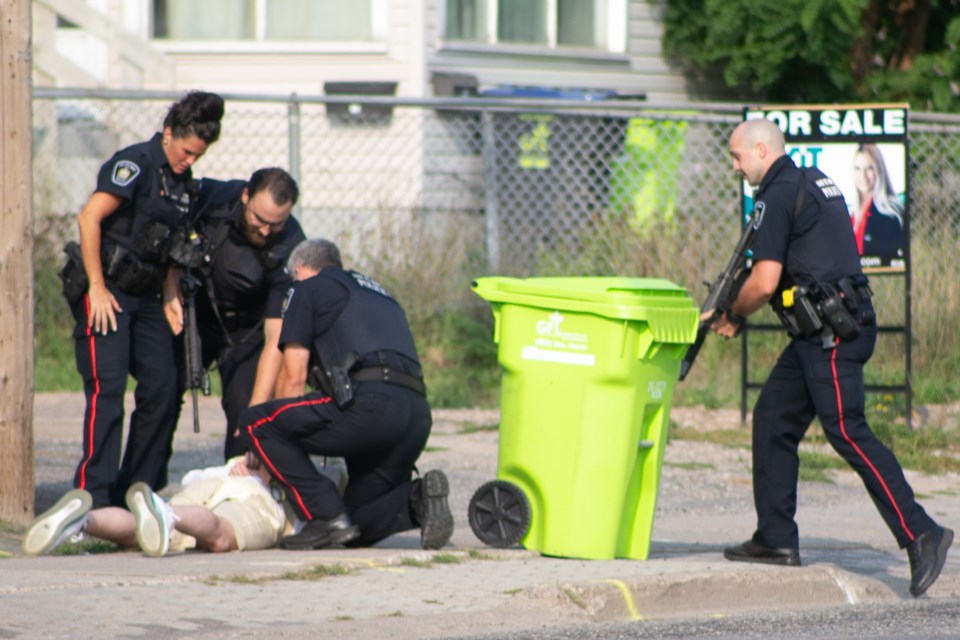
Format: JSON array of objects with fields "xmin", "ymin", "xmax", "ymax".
[{"xmin": 726, "ymin": 311, "xmax": 745, "ymax": 326}]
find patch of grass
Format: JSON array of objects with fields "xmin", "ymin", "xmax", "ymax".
[
  {"xmin": 55, "ymin": 538, "xmax": 122, "ymax": 555},
  {"xmin": 382, "ymin": 611, "xmax": 404, "ymax": 618},
  {"xmin": 797, "ymin": 449, "xmax": 846, "ymax": 483},
  {"xmin": 503, "ymin": 588, "xmax": 523, "ymax": 595},
  {"xmin": 423, "ymin": 599, "xmax": 443, "ymax": 605},
  {"xmin": 432, "ymin": 553, "xmax": 462, "ymax": 564},
  {"xmin": 280, "ymin": 563, "xmax": 353, "ymax": 581},
  {"xmin": 869, "ymin": 416, "xmax": 960, "ymax": 475},
  {"xmin": 664, "ymin": 461, "xmax": 716, "ymax": 471},
  {"xmin": 458, "ymin": 422, "xmax": 499, "ymax": 435},
  {"xmin": 468, "ymin": 549, "xmax": 498, "ymax": 560},
  {"xmin": 674, "ymin": 413, "xmax": 960, "ymax": 477},
  {"xmin": 334, "ymin": 616, "xmax": 354, "ymax": 621},
  {"xmin": 423, "ymin": 445, "xmax": 447, "ymax": 453},
  {"xmin": 562, "ymin": 587, "xmax": 588, "ymax": 610},
  {"xmin": 670, "ymin": 426, "xmax": 751, "ymax": 448},
  {"xmin": 932, "ymin": 488, "xmax": 960, "ymax": 496},
  {"xmin": 218, "ymin": 574, "xmax": 269, "ymax": 585},
  {"xmin": 400, "ymin": 557, "xmax": 432, "ymax": 569}
]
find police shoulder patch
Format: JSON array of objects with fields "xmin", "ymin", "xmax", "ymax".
[
  {"xmin": 752, "ymin": 200, "xmax": 766, "ymax": 230},
  {"xmin": 281, "ymin": 287, "xmax": 294, "ymax": 318},
  {"xmin": 111, "ymin": 160, "xmax": 140, "ymax": 187}
]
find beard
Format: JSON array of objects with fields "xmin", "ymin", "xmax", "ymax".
[{"xmin": 239, "ymin": 212, "xmax": 269, "ymax": 248}]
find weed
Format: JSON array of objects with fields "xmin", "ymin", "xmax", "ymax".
[
  {"xmin": 400, "ymin": 557, "xmax": 432, "ymax": 569},
  {"xmin": 664, "ymin": 461, "xmax": 716, "ymax": 471},
  {"xmin": 671, "ymin": 426, "xmax": 751, "ymax": 448},
  {"xmin": 55, "ymin": 539, "xmax": 122, "ymax": 555},
  {"xmin": 458, "ymin": 422, "xmax": 499, "ymax": 435},
  {"xmin": 797, "ymin": 449, "xmax": 846, "ymax": 483},
  {"xmin": 431, "ymin": 553, "xmax": 462, "ymax": 564},
  {"xmin": 562, "ymin": 587, "xmax": 588, "ymax": 610},
  {"xmin": 280, "ymin": 563, "xmax": 353, "ymax": 581}
]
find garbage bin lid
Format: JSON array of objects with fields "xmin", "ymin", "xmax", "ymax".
[{"xmin": 473, "ymin": 276, "xmax": 698, "ymax": 342}]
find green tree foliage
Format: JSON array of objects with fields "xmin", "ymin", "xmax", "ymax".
[{"xmin": 657, "ymin": 0, "xmax": 960, "ymax": 111}]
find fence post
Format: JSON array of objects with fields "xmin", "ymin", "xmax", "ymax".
[
  {"xmin": 287, "ymin": 93, "xmax": 302, "ymax": 205},
  {"xmin": 482, "ymin": 110, "xmax": 500, "ymax": 273},
  {"xmin": 0, "ymin": 0, "xmax": 36, "ymax": 525}
]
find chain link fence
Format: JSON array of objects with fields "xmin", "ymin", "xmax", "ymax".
[{"xmin": 31, "ymin": 89, "xmax": 960, "ymax": 399}]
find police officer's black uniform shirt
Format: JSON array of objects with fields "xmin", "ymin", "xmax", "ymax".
[
  {"xmin": 750, "ymin": 155, "xmax": 862, "ymax": 294},
  {"xmin": 280, "ymin": 266, "xmax": 421, "ymax": 367},
  {"xmin": 278, "ymin": 271, "xmax": 350, "ymax": 354},
  {"xmin": 96, "ymin": 132, "xmax": 193, "ymax": 255},
  {"xmin": 195, "ymin": 179, "xmax": 306, "ymax": 325}
]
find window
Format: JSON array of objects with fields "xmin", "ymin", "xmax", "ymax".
[
  {"xmin": 444, "ymin": 0, "xmax": 625, "ymax": 52},
  {"xmin": 153, "ymin": 0, "xmax": 381, "ymax": 42}
]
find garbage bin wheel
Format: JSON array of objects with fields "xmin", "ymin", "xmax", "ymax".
[{"xmin": 468, "ymin": 480, "xmax": 531, "ymax": 548}]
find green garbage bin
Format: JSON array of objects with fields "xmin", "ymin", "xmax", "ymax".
[{"xmin": 468, "ymin": 276, "xmax": 697, "ymax": 560}]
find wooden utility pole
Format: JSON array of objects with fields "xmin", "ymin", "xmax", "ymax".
[{"xmin": 0, "ymin": 0, "xmax": 36, "ymax": 524}]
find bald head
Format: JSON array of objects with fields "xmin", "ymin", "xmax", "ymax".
[{"xmin": 728, "ymin": 119, "xmax": 787, "ymax": 186}]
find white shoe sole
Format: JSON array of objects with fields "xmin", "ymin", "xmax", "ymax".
[
  {"xmin": 126, "ymin": 483, "xmax": 170, "ymax": 558},
  {"xmin": 22, "ymin": 489, "xmax": 92, "ymax": 557}
]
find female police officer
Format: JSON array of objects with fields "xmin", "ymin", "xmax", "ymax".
[
  {"xmin": 65, "ymin": 91, "xmax": 224, "ymax": 508},
  {"xmin": 707, "ymin": 118, "xmax": 951, "ymax": 598}
]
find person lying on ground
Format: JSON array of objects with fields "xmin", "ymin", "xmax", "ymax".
[{"xmin": 22, "ymin": 451, "xmax": 292, "ymax": 557}]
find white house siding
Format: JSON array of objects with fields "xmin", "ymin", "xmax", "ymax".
[{"xmin": 425, "ymin": 0, "xmax": 689, "ymax": 103}]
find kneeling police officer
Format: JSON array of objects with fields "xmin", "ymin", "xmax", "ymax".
[
  {"xmin": 239, "ymin": 238, "xmax": 453, "ymax": 550},
  {"xmin": 707, "ymin": 118, "xmax": 952, "ymax": 598}
]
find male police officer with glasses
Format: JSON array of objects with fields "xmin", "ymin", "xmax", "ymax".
[
  {"xmin": 163, "ymin": 168, "xmax": 305, "ymax": 460},
  {"xmin": 706, "ymin": 118, "xmax": 951, "ymax": 597}
]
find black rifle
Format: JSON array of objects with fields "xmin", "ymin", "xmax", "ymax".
[
  {"xmin": 171, "ymin": 229, "xmax": 211, "ymax": 432},
  {"xmin": 678, "ymin": 218, "xmax": 757, "ymax": 381}
]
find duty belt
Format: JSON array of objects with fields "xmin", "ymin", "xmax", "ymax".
[{"xmin": 353, "ymin": 367, "xmax": 426, "ymax": 396}]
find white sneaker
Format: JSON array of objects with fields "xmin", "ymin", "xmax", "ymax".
[
  {"xmin": 125, "ymin": 482, "xmax": 177, "ymax": 557},
  {"xmin": 22, "ymin": 489, "xmax": 92, "ymax": 556}
]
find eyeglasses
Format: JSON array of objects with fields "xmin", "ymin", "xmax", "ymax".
[{"xmin": 248, "ymin": 207, "xmax": 287, "ymax": 231}]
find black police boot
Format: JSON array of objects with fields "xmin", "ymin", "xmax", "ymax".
[
  {"xmin": 907, "ymin": 525, "xmax": 954, "ymax": 597},
  {"xmin": 723, "ymin": 539, "xmax": 801, "ymax": 566},
  {"xmin": 410, "ymin": 470, "xmax": 454, "ymax": 550},
  {"xmin": 279, "ymin": 513, "xmax": 360, "ymax": 550}
]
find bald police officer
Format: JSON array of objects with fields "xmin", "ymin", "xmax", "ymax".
[{"xmin": 708, "ymin": 118, "xmax": 952, "ymax": 597}]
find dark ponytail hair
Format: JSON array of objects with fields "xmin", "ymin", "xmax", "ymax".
[{"xmin": 163, "ymin": 91, "xmax": 225, "ymax": 144}]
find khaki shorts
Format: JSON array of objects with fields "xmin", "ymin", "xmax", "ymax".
[{"xmin": 168, "ymin": 477, "xmax": 287, "ymax": 552}]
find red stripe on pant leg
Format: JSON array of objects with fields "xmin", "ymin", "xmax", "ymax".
[
  {"xmin": 245, "ymin": 397, "xmax": 335, "ymax": 521},
  {"xmin": 76, "ymin": 294, "xmax": 100, "ymax": 489},
  {"xmin": 830, "ymin": 345, "xmax": 915, "ymax": 543}
]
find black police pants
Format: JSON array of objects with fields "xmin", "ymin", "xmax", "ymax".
[
  {"xmin": 752, "ymin": 323, "xmax": 936, "ymax": 550},
  {"xmin": 217, "ymin": 329, "xmax": 264, "ymax": 460},
  {"xmin": 177, "ymin": 326, "xmax": 263, "ymax": 461},
  {"xmin": 240, "ymin": 382, "xmax": 432, "ymax": 546},
  {"xmin": 71, "ymin": 287, "xmax": 179, "ymax": 507}
]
